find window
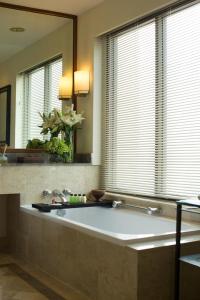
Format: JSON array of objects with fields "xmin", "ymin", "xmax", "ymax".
[
  {"xmin": 102, "ymin": 1, "xmax": 200, "ymax": 199},
  {"xmin": 23, "ymin": 57, "xmax": 62, "ymax": 146}
]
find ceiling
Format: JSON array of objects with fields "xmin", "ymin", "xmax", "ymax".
[
  {"xmin": 0, "ymin": 7, "xmax": 70, "ymax": 63},
  {"xmin": 1, "ymin": 0, "xmax": 105, "ymax": 15}
]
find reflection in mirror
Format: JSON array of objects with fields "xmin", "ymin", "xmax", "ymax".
[
  {"xmin": 0, "ymin": 85, "xmax": 11, "ymax": 145},
  {"xmin": 0, "ymin": 6, "xmax": 73, "ymax": 148}
]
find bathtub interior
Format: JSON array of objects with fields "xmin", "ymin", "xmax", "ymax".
[
  {"xmin": 21, "ymin": 205, "xmax": 200, "ymax": 242},
  {"xmin": 51, "ymin": 206, "xmax": 199, "ymax": 234}
]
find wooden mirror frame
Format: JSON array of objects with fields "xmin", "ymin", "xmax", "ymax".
[{"xmin": 0, "ymin": 85, "xmax": 11, "ymax": 145}]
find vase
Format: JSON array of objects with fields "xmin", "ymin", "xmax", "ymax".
[
  {"xmin": 50, "ymin": 131, "xmax": 59, "ymax": 139},
  {"xmin": 49, "ymin": 153, "xmax": 63, "ymax": 163},
  {"xmin": 64, "ymin": 127, "xmax": 74, "ymax": 163}
]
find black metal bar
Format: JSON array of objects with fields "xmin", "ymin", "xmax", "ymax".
[
  {"xmin": 175, "ymin": 203, "xmax": 182, "ymax": 300},
  {"xmin": 72, "ymin": 16, "xmax": 78, "ymax": 154}
]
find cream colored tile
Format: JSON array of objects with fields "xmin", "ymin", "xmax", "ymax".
[{"xmin": 98, "ymin": 272, "xmax": 137, "ymax": 300}]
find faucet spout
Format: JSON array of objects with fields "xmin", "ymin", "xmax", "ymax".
[{"xmin": 52, "ymin": 189, "xmax": 68, "ymax": 203}]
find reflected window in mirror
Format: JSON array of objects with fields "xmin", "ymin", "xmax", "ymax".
[{"xmin": 22, "ymin": 56, "xmax": 62, "ymax": 147}]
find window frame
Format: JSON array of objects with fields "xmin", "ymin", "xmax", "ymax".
[{"xmin": 102, "ymin": 0, "xmax": 200, "ymax": 201}]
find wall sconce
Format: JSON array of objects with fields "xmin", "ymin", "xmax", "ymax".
[
  {"xmin": 74, "ymin": 71, "xmax": 89, "ymax": 96},
  {"xmin": 58, "ymin": 76, "xmax": 72, "ymax": 100}
]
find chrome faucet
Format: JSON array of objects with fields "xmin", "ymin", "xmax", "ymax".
[
  {"xmin": 62, "ymin": 188, "xmax": 72, "ymax": 197},
  {"xmin": 42, "ymin": 189, "xmax": 71, "ymax": 203},
  {"xmin": 52, "ymin": 189, "xmax": 68, "ymax": 203},
  {"xmin": 112, "ymin": 200, "xmax": 161, "ymax": 215}
]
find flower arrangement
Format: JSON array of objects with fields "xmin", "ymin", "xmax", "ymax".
[
  {"xmin": 39, "ymin": 105, "xmax": 84, "ymax": 138},
  {"xmin": 39, "ymin": 105, "xmax": 84, "ymax": 162},
  {"xmin": 27, "ymin": 105, "xmax": 84, "ymax": 163}
]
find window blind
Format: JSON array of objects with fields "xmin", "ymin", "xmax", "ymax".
[
  {"xmin": 23, "ymin": 57, "xmax": 62, "ymax": 146},
  {"xmin": 48, "ymin": 59, "xmax": 63, "ymax": 111},
  {"xmin": 102, "ymin": 1, "xmax": 200, "ymax": 199},
  {"xmin": 27, "ymin": 67, "xmax": 45, "ymax": 142}
]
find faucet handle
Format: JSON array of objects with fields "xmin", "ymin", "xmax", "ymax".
[
  {"xmin": 62, "ymin": 188, "xmax": 72, "ymax": 196},
  {"xmin": 112, "ymin": 200, "xmax": 122, "ymax": 208},
  {"xmin": 42, "ymin": 190, "xmax": 52, "ymax": 197}
]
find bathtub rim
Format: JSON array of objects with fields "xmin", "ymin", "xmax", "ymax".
[{"xmin": 20, "ymin": 205, "xmax": 200, "ymax": 247}]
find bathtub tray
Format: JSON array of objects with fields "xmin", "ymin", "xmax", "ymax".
[{"xmin": 32, "ymin": 200, "xmax": 113, "ymax": 212}]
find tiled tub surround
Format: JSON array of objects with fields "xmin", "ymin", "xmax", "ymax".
[
  {"xmin": 0, "ymin": 164, "xmax": 100, "ymax": 204},
  {"xmin": 9, "ymin": 204, "xmax": 200, "ymax": 300}
]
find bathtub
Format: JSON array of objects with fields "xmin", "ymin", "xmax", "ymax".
[{"xmin": 21, "ymin": 205, "xmax": 200, "ymax": 245}]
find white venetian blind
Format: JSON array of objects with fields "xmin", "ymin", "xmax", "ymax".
[
  {"xmin": 23, "ymin": 57, "xmax": 62, "ymax": 146},
  {"xmin": 102, "ymin": 20, "xmax": 156, "ymax": 196},
  {"xmin": 48, "ymin": 59, "xmax": 63, "ymax": 111},
  {"xmin": 164, "ymin": 3, "xmax": 200, "ymax": 197},
  {"xmin": 27, "ymin": 67, "xmax": 45, "ymax": 141},
  {"xmin": 102, "ymin": 1, "xmax": 200, "ymax": 199}
]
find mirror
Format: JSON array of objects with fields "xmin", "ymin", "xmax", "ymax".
[
  {"xmin": 0, "ymin": 5, "xmax": 75, "ymax": 148},
  {"xmin": 0, "ymin": 85, "xmax": 11, "ymax": 145}
]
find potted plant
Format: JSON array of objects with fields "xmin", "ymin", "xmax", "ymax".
[{"xmin": 39, "ymin": 105, "xmax": 84, "ymax": 162}]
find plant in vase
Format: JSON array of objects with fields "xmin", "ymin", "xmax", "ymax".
[
  {"xmin": 44, "ymin": 137, "xmax": 70, "ymax": 163},
  {"xmin": 39, "ymin": 105, "xmax": 84, "ymax": 162},
  {"xmin": 60, "ymin": 105, "xmax": 84, "ymax": 162}
]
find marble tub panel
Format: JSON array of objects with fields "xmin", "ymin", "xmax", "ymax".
[
  {"xmin": 11, "ymin": 210, "xmax": 138, "ymax": 300},
  {"xmin": 97, "ymin": 241, "xmax": 138, "ymax": 300},
  {"xmin": 137, "ymin": 247, "xmax": 174, "ymax": 300}
]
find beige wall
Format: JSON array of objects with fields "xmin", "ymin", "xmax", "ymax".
[
  {"xmin": 76, "ymin": 0, "xmax": 176, "ymax": 155},
  {"xmin": 0, "ymin": 21, "xmax": 73, "ymax": 147},
  {"xmin": 0, "ymin": 164, "xmax": 99, "ymax": 204}
]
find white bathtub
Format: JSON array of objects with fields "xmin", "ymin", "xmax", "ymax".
[{"xmin": 21, "ymin": 205, "xmax": 200, "ymax": 245}]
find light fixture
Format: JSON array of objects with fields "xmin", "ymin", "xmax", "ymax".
[
  {"xmin": 9, "ymin": 27, "xmax": 25, "ymax": 32},
  {"xmin": 58, "ymin": 76, "xmax": 72, "ymax": 100},
  {"xmin": 74, "ymin": 71, "xmax": 89, "ymax": 96}
]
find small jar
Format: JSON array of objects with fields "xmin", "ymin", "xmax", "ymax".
[
  {"xmin": 82, "ymin": 194, "xmax": 87, "ymax": 204},
  {"xmin": 0, "ymin": 154, "xmax": 8, "ymax": 165}
]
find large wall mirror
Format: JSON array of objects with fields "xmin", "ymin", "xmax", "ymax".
[{"xmin": 0, "ymin": 3, "xmax": 76, "ymax": 148}]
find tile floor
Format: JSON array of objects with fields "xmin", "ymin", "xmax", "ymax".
[{"xmin": 0, "ymin": 253, "xmax": 90, "ymax": 300}]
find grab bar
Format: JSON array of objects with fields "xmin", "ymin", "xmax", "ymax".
[{"xmin": 112, "ymin": 200, "xmax": 161, "ymax": 215}]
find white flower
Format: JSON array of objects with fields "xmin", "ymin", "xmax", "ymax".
[
  {"xmin": 61, "ymin": 106, "xmax": 84, "ymax": 128},
  {"xmin": 39, "ymin": 105, "xmax": 84, "ymax": 134}
]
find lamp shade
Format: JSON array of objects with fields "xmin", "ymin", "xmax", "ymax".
[
  {"xmin": 58, "ymin": 76, "xmax": 72, "ymax": 100},
  {"xmin": 74, "ymin": 71, "xmax": 89, "ymax": 95}
]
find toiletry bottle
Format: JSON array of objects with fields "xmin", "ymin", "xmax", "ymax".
[
  {"xmin": 80, "ymin": 194, "xmax": 84, "ymax": 203},
  {"xmin": 74, "ymin": 194, "xmax": 78, "ymax": 203},
  {"xmin": 69, "ymin": 193, "xmax": 74, "ymax": 204},
  {"xmin": 78, "ymin": 194, "xmax": 82, "ymax": 203},
  {"xmin": 82, "ymin": 194, "xmax": 87, "ymax": 203}
]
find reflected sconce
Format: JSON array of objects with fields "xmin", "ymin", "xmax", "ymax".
[
  {"xmin": 74, "ymin": 71, "xmax": 90, "ymax": 96},
  {"xmin": 58, "ymin": 76, "xmax": 72, "ymax": 100}
]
